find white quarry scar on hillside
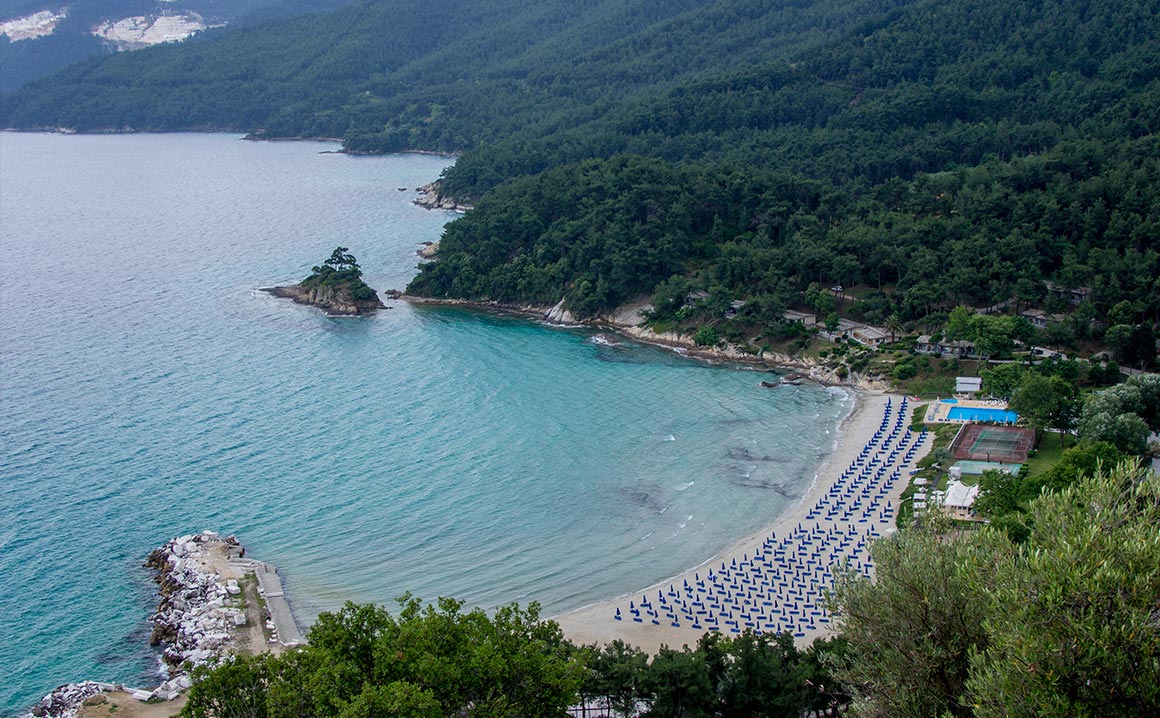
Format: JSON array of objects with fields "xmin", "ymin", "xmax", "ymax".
[
  {"xmin": 91, "ymin": 14, "xmax": 223, "ymax": 49},
  {"xmin": 0, "ymin": 10, "xmax": 67, "ymax": 41}
]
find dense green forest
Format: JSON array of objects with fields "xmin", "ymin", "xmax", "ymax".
[
  {"xmin": 1, "ymin": 0, "xmax": 906, "ymax": 134},
  {"xmin": 4, "ymin": 0, "xmax": 1159, "ymax": 344},
  {"xmin": 415, "ymin": 0, "xmax": 1160, "ymax": 333}
]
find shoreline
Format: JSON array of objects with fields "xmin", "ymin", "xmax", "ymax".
[
  {"xmin": 400, "ymin": 295, "xmax": 889, "ymax": 390},
  {"xmin": 555, "ymin": 392, "xmax": 929, "ymax": 653}
]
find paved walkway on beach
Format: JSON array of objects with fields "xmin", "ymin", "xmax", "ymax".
[{"xmin": 233, "ymin": 558, "xmax": 304, "ymax": 646}]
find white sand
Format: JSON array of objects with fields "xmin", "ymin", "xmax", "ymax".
[{"xmin": 555, "ymin": 392, "xmax": 929, "ymax": 653}]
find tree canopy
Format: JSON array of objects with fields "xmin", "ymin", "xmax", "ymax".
[
  {"xmin": 300, "ymin": 246, "xmax": 376, "ymax": 301},
  {"xmin": 829, "ymin": 460, "xmax": 1160, "ymax": 718},
  {"xmin": 183, "ymin": 596, "xmax": 585, "ymax": 718}
]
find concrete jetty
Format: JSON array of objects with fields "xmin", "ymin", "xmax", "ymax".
[{"xmin": 235, "ymin": 558, "xmax": 304, "ymax": 646}]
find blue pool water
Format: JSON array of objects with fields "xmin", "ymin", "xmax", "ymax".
[
  {"xmin": 948, "ymin": 407, "xmax": 1018, "ymax": 423},
  {"xmin": 940, "ymin": 398, "xmax": 959, "ymax": 404},
  {"xmin": 0, "ymin": 133, "xmax": 851, "ymax": 714}
]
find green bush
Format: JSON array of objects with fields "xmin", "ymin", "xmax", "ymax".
[{"xmin": 694, "ymin": 325, "xmax": 721, "ymax": 347}]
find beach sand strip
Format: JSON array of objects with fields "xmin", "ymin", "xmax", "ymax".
[{"xmin": 556, "ymin": 392, "xmax": 931, "ymax": 654}]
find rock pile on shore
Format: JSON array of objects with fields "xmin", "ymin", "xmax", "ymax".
[
  {"xmin": 144, "ymin": 531, "xmax": 244, "ymax": 676},
  {"xmin": 30, "ymin": 682, "xmax": 110, "ymax": 718},
  {"xmin": 28, "ymin": 531, "xmax": 246, "ymax": 718}
]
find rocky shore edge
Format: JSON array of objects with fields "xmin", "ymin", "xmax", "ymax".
[
  {"xmin": 28, "ymin": 531, "xmax": 283, "ymax": 718},
  {"xmin": 143, "ymin": 532, "xmax": 246, "ymax": 675},
  {"xmin": 401, "ymin": 295, "xmax": 889, "ymax": 391},
  {"xmin": 262, "ymin": 283, "xmax": 386, "ymax": 316},
  {"xmin": 412, "ymin": 181, "xmax": 473, "ymax": 212}
]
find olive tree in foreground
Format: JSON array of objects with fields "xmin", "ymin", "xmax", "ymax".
[
  {"xmin": 967, "ymin": 461, "xmax": 1160, "ymax": 717},
  {"xmin": 826, "ymin": 518, "xmax": 1006, "ymax": 718}
]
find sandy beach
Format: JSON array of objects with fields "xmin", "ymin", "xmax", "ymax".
[{"xmin": 556, "ymin": 391, "xmax": 929, "ymax": 653}]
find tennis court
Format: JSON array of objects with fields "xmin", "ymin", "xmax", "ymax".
[{"xmin": 950, "ymin": 423, "xmax": 1036, "ymax": 463}]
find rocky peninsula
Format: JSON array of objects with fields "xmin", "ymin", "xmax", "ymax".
[
  {"xmin": 28, "ymin": 531, "xmax": 300, "ymax": 718},
  {"xmin": 263, "ymin": 247, "xmax": 386, "ymax": 316}
]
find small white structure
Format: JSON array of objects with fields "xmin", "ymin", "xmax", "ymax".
[
  {"xmin": 955, "ymin": 376, "xmax": 982, "ymax": 394},
  {"xmin": 942, "ymin": 479, "xmax": 981, "ymax": 521},
  {"xmin": 783, "ymin": 310, "xmax": 817, "ymax": 327},
  {"xmin": 851, "ymin": 324, "xmax": 890, "ymax": 347}
]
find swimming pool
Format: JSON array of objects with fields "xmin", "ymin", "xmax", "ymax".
[
  {"xmin": 948, "ymin": 406, "xmax": 1018, "ymax": 423},
  {"xmin": 940, "ymin": 398, "xmax": 959, "ymax": 404}
]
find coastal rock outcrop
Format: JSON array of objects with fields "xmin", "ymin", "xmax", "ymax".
[
  {"xmin": 30, "ymin": 683, "xmax": 108, "ymax": 718},
  {"xmin": 545, "ymin": 298, "xmax": 577, "ymax": 325},
  {"xmin": 264, "ymin": 282, "xmax": 385, "ymax": 316},
  {"xmin": 145, "ymin": 531, "xmax": 244, "ymax": 674},
  {"xmin": 413, "ymin": 181, "xmax": 473, "ymax": 212}
]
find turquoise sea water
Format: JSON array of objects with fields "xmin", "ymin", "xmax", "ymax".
[{"xmin": 0, "ymin": 133, "xmax": 851, "ymax": 714}]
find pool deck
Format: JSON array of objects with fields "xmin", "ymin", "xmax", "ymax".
[{"xmin": 923, "ymin": 398, "xmax": 1012, "ymax": 424}]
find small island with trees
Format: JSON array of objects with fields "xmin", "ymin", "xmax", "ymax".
[{"xmin": 264, "ymin": 247, "xmax": 386, "ymax": 316}]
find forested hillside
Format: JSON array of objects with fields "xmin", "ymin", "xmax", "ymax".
[
  {"xmin": 1, "ymin": 0, "xmax": 907, "ymax": 136},
  {"xmin": 417, "ymin": 0, "xmax": 1160, "ymax": 330},
  {"xmin": 5, "ymin": 0, "xmax": 1159, "ymax": 343}
]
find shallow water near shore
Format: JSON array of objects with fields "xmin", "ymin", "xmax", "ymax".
[{"xmin": 0, "ymin": 133, "xmax": 850, "ymax": 715}]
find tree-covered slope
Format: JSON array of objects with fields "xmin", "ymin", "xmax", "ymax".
[
  {"xmin": 4, "ymin": 0, "xmax": 1158, "ymax": 338},
  {"xmin": 416, "ymin": 0, "xmax": 1160, "ymax": 329},
  {"xmin": 0, "ymin": 0, "xmax": 914, "ymax": 138},
  {"xmin": 443, "ymin": 0, "xmax": 1160, "ymax": 194}
]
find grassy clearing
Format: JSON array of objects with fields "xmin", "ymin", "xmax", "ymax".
[{"xmin": 1023, "ymin": 430, "xmax": 1070, "ymax": 477}]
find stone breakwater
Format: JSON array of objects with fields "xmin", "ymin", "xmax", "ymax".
[
  {"xmin": 28, "ymin": 531, "xmax": 253, "ymax": 718},
  {"xmin": 143, "ymin": 531, "xmax": 246, "ymax": 675}
]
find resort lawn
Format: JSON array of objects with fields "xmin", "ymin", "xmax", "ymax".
[
  {"xmin": 1023, "ymin": 431, "xmax": 1070, "ymax": 478},
  {"xmin": 891, "ymin": 356, "xmax": 985, "ymax": 397}
]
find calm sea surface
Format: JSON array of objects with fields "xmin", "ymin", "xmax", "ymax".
[{"xmin": 0, "ymin": 133, "xmax": 850, "ymax": 714}]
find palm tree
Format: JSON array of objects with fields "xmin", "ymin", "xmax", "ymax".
[{"xmin": 884, "ymin": 313, "xmax": 903, "ymax": 344}]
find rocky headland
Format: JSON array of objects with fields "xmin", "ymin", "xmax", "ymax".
[
  {"xmin": 28, "ymin": 531, "xmax": 299, "ymax": 718},
  {"xmin": 263, "ymin": 282, "xmax": 385, "ymax": 316},
  {"xmin": 262, "ymin": 246, "xmax": 385, "ymax": 316}
]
